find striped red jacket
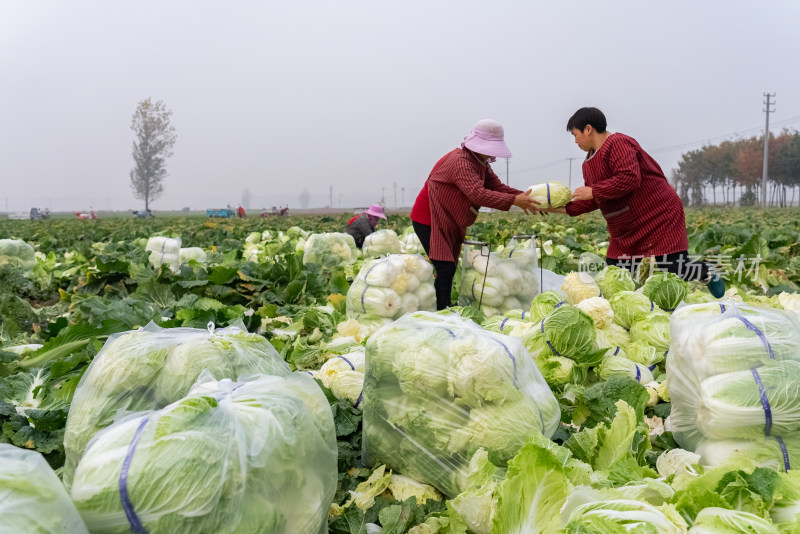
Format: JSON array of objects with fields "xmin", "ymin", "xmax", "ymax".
[
  {"xmin": 414, "ymin": 148, "xmax": 521, "ymax": 263},
  {"xmin": 565, "ymin": 133, "xmax": 688, "ymax": 259}
]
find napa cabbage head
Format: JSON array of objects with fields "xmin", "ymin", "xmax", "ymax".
[
  {"xmin": 629, "ymin": 312, "xmax": 672, "ymax": 352},
  {"xmin": 610, "ymin": 290, "xmax": 660, "ymax": 329},
  {"xmin": 642, "ymin": 272, "xmax": 688, "ymax": 311},
  {"xmin": 534, "ymin": 305, "xmax": 599, "ymax": 364},
  {"xmin": 527, "ymin": 181, "xmax": 572, "ymax": 208},
  {"xmin": 625, "ymin": 340, "xmax": 664, "ymax": 367},
  {"xmin": 595, "ymin": 265, "xmax": 636, "ymax": 298},
  {"xmin": 595, "ymin": 322, "xmax": 631, "ymax": 351},
  {"xmin": 447, "ymin": 334, "xmax": 521, "ymax": 406},
  {"xmin": 529, "ymin": 290, "xmax": 567, "ymax": 323},
  {"xmin": 691, "ymin": 507, "xmax": 779, "ymax": 533},
  {"xmin": 598, "ymin": 355, "xmax": 654, "ymax": 384},
  {"xmin": 576, "ymin": 296, "xmax": 614, "ymax": 328},
  {"xmin": 561, "ymin": 271, "xmax": 601, "ymax": 305}
]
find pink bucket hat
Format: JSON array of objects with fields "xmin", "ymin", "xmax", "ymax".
[
  {"xmin": 462, "ymin": 119, "xmax": 512, "ymax": 159},
  {"xmin": 365, "ymin": 204, "xmax": 386, "ymax": 219}
]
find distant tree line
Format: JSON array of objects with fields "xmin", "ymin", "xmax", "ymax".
[{"xmin": 671, "ymin": 129, "xmax": 800, "ymax": 207}]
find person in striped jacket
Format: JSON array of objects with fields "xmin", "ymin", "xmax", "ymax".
[
  {"xmin": 546, "ymin": 107, "xmax": 725, "ymax": 298},
  {"xmin": 410, "ymin": 119, "xmax": 540, "ymax": 310}
]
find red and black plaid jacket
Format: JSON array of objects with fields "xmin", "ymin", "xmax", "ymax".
[
  {"xmin": 412, "ymin": 148, "xmax": 522, "ymax": 263},
  {"xmin": 566, "ymin": 133, "xmax": 688, "ymax": 259}
]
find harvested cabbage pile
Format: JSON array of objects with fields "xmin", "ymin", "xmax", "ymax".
[
  {"xmin": 400, "ymin": 226, "xmax": 425, "ymax": 254},
  {"xmin": 458, "ymin": 237, "xmax": 540, "ymax": 316},
  {"xmin": 62, "ymin": 321, "xmax": 291, "ymax": 487},
  {"xmin": 527, "ymin": 181, "xmax": 572, "ymax": 208},
  {"xmin": 363, "ymin": 311, "xmax": 560, "ymax": 497},
  {"xmin": 145, "ymin": 236, "xmax": 182, "ymax": 273},
  {"xmin": 668, "ymin": 301, "xmax": 800, "ymax": 468},
  {"xmin": 0, "ymin": 238, "xmax": 36, "ymax": 273},
  {"xmin": 346, "ymin": 254, "xmax": 435, "ymax": 325},
  {"xmin": 302, "ymin": 232, "xmax": 358, "ymax": 268},
  {"xmin": 70, "ymin": 373, "xmax": 337, "ymax": 534},
  {"xmin": 0, "ymin": 444, "xmax": 89, "ymax": 533},
  {"xmin": 363, "ymin": 229, "xmax": 403, "ymax": 257}
]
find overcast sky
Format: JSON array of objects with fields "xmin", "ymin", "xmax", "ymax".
[{"xmin": 1, "ymin": 1, "xmax": 799, "ymax": 212}]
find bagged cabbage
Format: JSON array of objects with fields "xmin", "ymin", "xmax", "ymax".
[
  {"xmin": 694, "ymin": 436, "xmax": 800, "ymax": 473},
  {"xmin": 527, "ymin": 181, "xmax": 572, "ymax": 208},
  {"xmin": 71, "ymin": 373, "xmax": 337, "ymax": 534},
  {"xmin": 179, "ymin": 247, "xmax": 207, "ymax": 265},
  {"xmin": 363, "ymin": 311, "xmax": 560, "ymax": 497},
  {"xmin": 401, "ymin": 226, "xmax": 425, "ymax": 254},
  {"xmin": 302, "ymin": 232, "xmax": 357, "ymax": 268},
  {"xmin": 363, "ymin": 229, "xmax": 403, "ymax": 257},
  {"xmin": 346, "ymin": 254, "xmax": 435, "ymax": 323},
  {"xmin": 458, "ymin": 238, "xmax": 539, "ymax": 314},
  {"xmin": 0, "ymin": 444, "xmax": 89, "ymax": 534},
  {"xmin": 315, "ymin": 346, "xmax": 366, "ymax": 407},
  {"xmin": 667, "ymin": 301, "xmax": 800, "ymax": 452},
  {"xmin": 62, "ymin": 321, "xmax": 290, "ymax": 487},
  {"xmin": 145, "ymin": 236, "xmax": 181, "ymax": 273},
  {"xmin": 0, "ymin": 238, "xmax": 36, "ymax": 272}
]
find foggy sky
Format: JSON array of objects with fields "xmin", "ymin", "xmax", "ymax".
[{"xmin": 1, "ymin": 0, "xmax": 799, "ymax": 212}]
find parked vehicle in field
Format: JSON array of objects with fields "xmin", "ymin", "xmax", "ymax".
[
  {"xmin": 30, "ymin": 208, "xmax": 50, "ymax": 220},
  {"xmin": 133, "ymin": 209, "xmax": 154, "ymax": 218},
  {"xmin": 206, "ymin": 208, "xmax": 235, "ymax": 218},
  {"xmin": 75, "ymin": 210, "xmax": 97, "ymax": 220}
]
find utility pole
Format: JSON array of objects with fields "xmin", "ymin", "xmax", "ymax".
[
  {"xmin": 401, "ymin": 187, "xmax": 405, "ymax": 208},
  {"xmin": 761, "ymin": 92, "xmax": 775, "ymax": 208},
  {"xmin": 505, "ymin": 158, "xmax": 509, "ymax": 186},
  {"xmin": 393, "ymin": 182, "xmax": 397, "ymax": 208},
  {"xmin": 329, "ymin": 185, "xmax": 333, "ymax": 208},
  {"xmin": 567, "ymin": 158, "xmax": 578, "ymax": 189},
  {"xmin": 381, "ymin": 187, "xmax": 385, "ymax": 205}
]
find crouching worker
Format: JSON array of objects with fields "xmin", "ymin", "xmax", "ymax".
[{"xmin": 345, "ymin": 204, "xmax": 386, "ymax": 248}]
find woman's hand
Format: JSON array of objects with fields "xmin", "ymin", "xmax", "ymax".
[
  {"xmin": 513, "ymin": 189, "xmax": 542, "ymax": 215},
  {"xmin": 545, "ymin": 206, "xmax": 568, "ymax": 214},
  {"xmin": 572, "ymin": 186, "xmax": 593, "ymax": 201}
]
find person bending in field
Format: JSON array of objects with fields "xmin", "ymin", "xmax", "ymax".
[
  {"xmin": 410, "ymin": 119, "xmax": 540, "ymax": 310},
  {"xmin": 544, "ymin": 107, "xmax": 725, "ymax": 298},
  {"xmin": 345, "ymin": 205, "xmax": 386, "ymax": 248}
]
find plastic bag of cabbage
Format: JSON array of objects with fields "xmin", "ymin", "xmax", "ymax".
[
  {"xmin": 302, "ymin": 232, "xmax": 358, "ymax": 268},
  {"xmin": 362, "ymin": 311, "xmax": 560, "ymax": 497},
  {"xmin": 363, "ymin": 229, "xmax": 403, "ymax": 257},
  {"xmin": 0, "ymin": 238, "xmax": 36, "ymax": 273},
  {"xmin": 667, "ymin": 301, "xmax": 800, "ymax": 464},
  {"xmin": 70, "ymin": 373, "xmax": 337, "ymax": 534},
  {"xmin": 458, "ymin": 237, "xmax": 540, "ymax": 316},
  {"xmin": 400, "ymin": 226, "xmax": 425, "ymax": 254},
  {"xmin": 179, "ymin": 246, "xmax": 207, "ymax": 265},
  {"xmin": 0, "ymin": 444, "xmax": 89, "ymax": 533},
  {"xmin": 145, "ymin": 236, "xmax": 182, "ymax": 273},
  {"xmin": 346, "ymin": 254, "xmax": 435, "ymax": 324},
  {"xmin": 62, "ymin": 321, "xmax": 291, "ymax": 487}
]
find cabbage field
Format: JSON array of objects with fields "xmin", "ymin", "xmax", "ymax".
[{"xmin": 4, "ymin": 208, "xmax": 800, "ymax": 533}]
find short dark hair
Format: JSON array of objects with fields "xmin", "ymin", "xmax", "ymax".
[{"xmin": 566, "ymin": 107, "xmax": 607, "ymax": 133}]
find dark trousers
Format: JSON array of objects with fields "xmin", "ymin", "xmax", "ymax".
[
  {"xmin": 412, "ymin": 221, "xmax": 457, "ymax": 310},
  {"xmin": 605, "ymin": 250, "xmax": 713, "ymax": 283}
]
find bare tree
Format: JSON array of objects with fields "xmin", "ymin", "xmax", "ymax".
[{"xmin": 129, "ymin": 98, "xmax": 177, "ymax": 210}]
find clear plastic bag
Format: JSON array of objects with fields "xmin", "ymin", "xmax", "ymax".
[
  {"xmin": 0, "ymin": 238, "xmax": 36, "ymax": 273},
  {"xmin": 363, "ymin": 311, "xmax": 560, "ymax": 497},
  {"xmin": 363, "ymin": 229, "xmax": 403, "ymax": 258},
  {"xmin": 667, "ymin": 301, "xmax": 800, "ymax": 456},
  {"xmin": 0, "ymin": 444, "xmax": 89, "ymax": 533},
  {"xmin": 62, "ymin": 321, "xmax": 291, "ymax": 487},
  {"xmin": 302, "ymin": 233, "xmax": 358, "ymax": 268},
  {"xmin": 179, "ymin": 247, "xmax": 207, "ymax": 265},
  {"xmin": 70, "ymin": 372, "xmax": 337, "ymax": 534},
  {"xmin": 145, "ymin": 236, "xmax": 182, "ymax": 273},
  {"xmin": 346, "ymin": 254, "xmax": 435, "ymax": 324},
  {"xmin": 458, "ymin": 237, "xmax": 539, "ymax": 315}
]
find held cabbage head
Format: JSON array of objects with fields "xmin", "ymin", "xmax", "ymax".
[{"xmin": 527, "ymin": 182, "xmax": 572, "ymax": 208}]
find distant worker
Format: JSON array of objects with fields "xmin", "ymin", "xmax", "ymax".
[
  {"xmin": 545, "ymin": 107, "xmax": 725, "ymax": 298},
  {"xmin": 237, "ymin": 205, "xmax": 246, "ymax": 218},
  {"xmin": 410, "ymin": 119, "xmax": 539, "ymax": 310},
  {"xmin": 345, "ymin": 204, "xmax": 386, "ymax": 248}
]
